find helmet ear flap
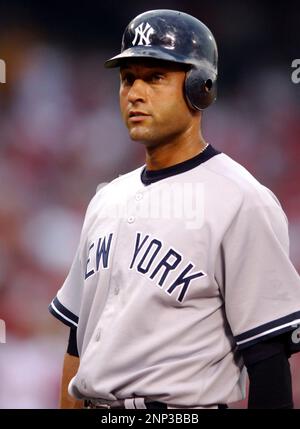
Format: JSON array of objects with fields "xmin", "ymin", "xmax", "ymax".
[{"xmin": 185, "ymin": 67, "xmax": 217, "ymax": 110}]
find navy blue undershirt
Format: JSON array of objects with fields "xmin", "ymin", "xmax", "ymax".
[{"xmin": 141, "ymin": 144, "xmax": 221, "ymax": 185}]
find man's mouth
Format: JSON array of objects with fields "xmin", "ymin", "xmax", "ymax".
[{"xmin": 128, "ymin": 111, "xmax": 150, "ymax": 122}]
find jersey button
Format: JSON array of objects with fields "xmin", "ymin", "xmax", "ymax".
[
  {"xmin": 81, "ymin": 379, "xmax": 87, "ymax": 390},
  {"xmin": 114, "ymin": 286, "xmax": 120, "ymax": 295},
  {"xmin": 127, "ymin": 216, "xmax": 135, "ymax": 223},
  {"xmin": 135, "ymin": 193, "xmax": 143, "ymax": 201}
]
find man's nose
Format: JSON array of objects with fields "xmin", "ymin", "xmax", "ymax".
[{"xmin": 127, "ymin": 79, "xmax": 147, "ymax": 103}]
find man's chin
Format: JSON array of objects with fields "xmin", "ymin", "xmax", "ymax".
[{"xmin": 129, "ymin": 128, "xmax": 153, "ymax": 143}]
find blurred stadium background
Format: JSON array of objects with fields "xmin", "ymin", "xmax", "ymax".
[{"xmin": 0, "ymin": 0, "xmax": 299, "ymax": 408}]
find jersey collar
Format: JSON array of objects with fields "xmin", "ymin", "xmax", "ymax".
[{"xmin": 141, "ymin": 144, "xmax": 221, "ymax": 186}]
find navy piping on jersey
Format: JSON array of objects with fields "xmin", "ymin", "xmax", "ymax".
[
  {"xmin": 141, "ymin": 144, "xmax": 221, "ymax": 186},
  {"xmin": 235, "ymin": 311, "xmax": 300, "ymax": 350},
  {"xmin": 48, "ymin": 297, "xmax": 79, "ymax": 328}
]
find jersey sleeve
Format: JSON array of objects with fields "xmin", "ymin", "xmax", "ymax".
[
  {"xmin": 49, "ymin": 185, "xmax": 104, "ymax": 328},
  {"xmin": 218, "ymin": 190, "xmax": 300, "ymax": 350},
  {"xmin": 48, "ymin": 246, "xmax": 83, "ymax": 328}
]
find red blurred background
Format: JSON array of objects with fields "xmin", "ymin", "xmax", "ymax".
[{"xmin": 0, "ymin": 0, "xmax": 299, "ymax": 408}]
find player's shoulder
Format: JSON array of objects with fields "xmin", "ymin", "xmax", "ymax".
[
  {"xmin": 203, "ymin": 152, "xmax": 282, "ymax": 210},
  {"xmin": 96, "ymin": 165, "xmax": 144, "ymax": 194},
  {"xmin": 88, "ymin": 165, "xmax": 144, "ymax": 207},
  {"xmin": 80, "ymin": 165, "xmax": 144, "ymax": 228}
]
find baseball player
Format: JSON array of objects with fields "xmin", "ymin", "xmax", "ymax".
[{"xmin": 49, "ymin": 10, "xmax": 300, "ymax": 409}]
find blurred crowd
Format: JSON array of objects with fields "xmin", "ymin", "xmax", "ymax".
[{"xmin": 0, "ymin": 2, "xmax": 299, "ymax": 408}]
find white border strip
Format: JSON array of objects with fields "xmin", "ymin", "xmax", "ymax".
[
  {"xmin": 236, "ymin": 319, "xmax": 300, "ymax": 346},
  {"xmin": 50, "ymin": 301, "xmax": 78, "ymax": 327}
]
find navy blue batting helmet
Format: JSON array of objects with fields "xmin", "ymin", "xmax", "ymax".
[{"xmin": 105, "ymin": 9, "xmax": 218, "ymax": 110}]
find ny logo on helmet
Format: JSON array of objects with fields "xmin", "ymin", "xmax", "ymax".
[{"xmin": 132, "ymin": 22, "xmax": 154, "ymax": 46}]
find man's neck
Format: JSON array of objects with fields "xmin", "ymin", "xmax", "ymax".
[{"xmin": 145, "ymin": 131, "xmax": 207, "ymax": 171}]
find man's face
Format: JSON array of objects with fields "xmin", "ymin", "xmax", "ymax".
[{"xmin": 119, "ymin": 59, "xmax": 195, "ymax": 146}]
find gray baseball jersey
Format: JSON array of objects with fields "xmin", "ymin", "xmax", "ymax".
[{"xmin": 49, "ymin": 145, "xmax": 300, "ymax": 408}]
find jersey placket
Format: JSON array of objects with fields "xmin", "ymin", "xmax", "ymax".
[{"xmin": 93, "ymin": 187, "xmax": 145, "ymax": 342}]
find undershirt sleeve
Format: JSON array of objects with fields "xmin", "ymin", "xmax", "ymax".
[
  {"xmin": 242, "ymin": 334, "xmax": 293, "ymax": 409},
  {"xmin": 67, "ymin": 327, "xmax": 79, "ymax": 357}
]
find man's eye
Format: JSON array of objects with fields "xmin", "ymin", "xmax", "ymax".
[
  {"xmin": 151, "ymin": 73, "xmax": 164, "ymax": 82},
  {"xmin": 121, "ymin": 75, "xmax": 134, "ymax": 85}
]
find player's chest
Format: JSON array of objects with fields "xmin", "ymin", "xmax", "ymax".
[{"xmin": 82, "ymin": 213, "xmax": 219, "ymax": 305}]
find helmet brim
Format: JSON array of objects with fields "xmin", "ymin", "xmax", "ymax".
[{"xmin": 104, "ymin": 46, "xmax": 191, "ymax": 68}]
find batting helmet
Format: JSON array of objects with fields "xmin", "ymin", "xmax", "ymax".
[{"xmin": 105, "ymin": 9, "xmax": 218, "ymax": 110}]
